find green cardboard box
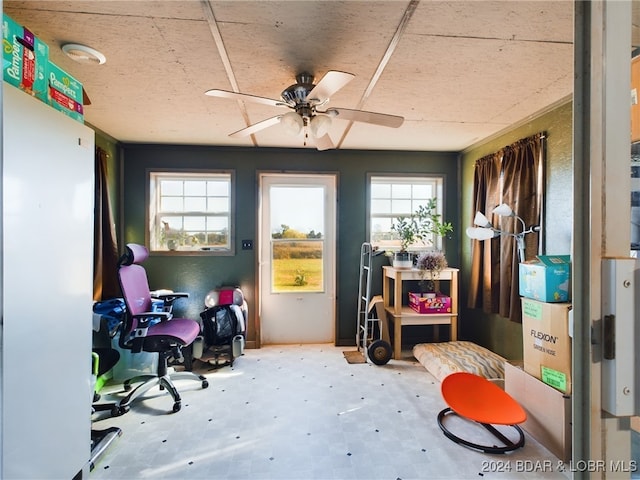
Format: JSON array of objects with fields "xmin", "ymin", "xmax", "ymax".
[
  {"xmin": 47, "ymin": 60, "xmax": 84, "ymax": 123},
  {"xmin": 519, "ymin": 254, "xmax": 571, "ymax": 302},
  {"xmin": 2, "ymin": 13, "xmax": 49, "ymax": 102}
]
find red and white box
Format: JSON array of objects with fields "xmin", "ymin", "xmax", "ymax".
[{"xmin": 408, "ymin": 292, "xmax": 451, "ymax": 314}]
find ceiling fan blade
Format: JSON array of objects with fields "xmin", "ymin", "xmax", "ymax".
[
  {"xmin": 306, "ymin": 71, "xmax": 355, "ymax": 104},
  {"xmin": 324, "ymin": 107, "xmax": 404, "ymax": 128},
  {"xmin": 314, "ymin": 133, "xmax": 335, "ymax": 151},
  {"xmin": 205, "ymin": 89, "xmax": 285, "ymax": 108},
  {"xmin": 229, "ymin": 116, "xmax": 282, "ymax": 137}
]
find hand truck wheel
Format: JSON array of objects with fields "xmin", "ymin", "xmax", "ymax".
[{"xmin": 368, "ymin": 339, "xmax": 392, "ymax": 365}]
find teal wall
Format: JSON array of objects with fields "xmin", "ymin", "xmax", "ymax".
[
  {"xmin": 460, "ymin": 100, "xmax": 573, "ymax": 359},
  {"xmin": 120, "ymin": 145, "xmax": 460, "ymax": 347}
]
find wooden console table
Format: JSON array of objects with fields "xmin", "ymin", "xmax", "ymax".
[{"xmin": 382, "ymin": 265, "xmax": 459, "ymax": 360}]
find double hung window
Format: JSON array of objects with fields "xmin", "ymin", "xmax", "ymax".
[
  {"xmin": 369, "ymin": 175, "xmax": 445, "ymax": 251},
  {"xmin": 148, "ymin": 171, "xmax": 234, "ymax": 254}
]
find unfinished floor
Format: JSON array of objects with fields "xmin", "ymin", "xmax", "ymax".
[{"xmin": 89, "ymin": 344, "xmax": 572, "ymax": 480}]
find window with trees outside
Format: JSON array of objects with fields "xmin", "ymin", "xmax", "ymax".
[
  {"xmin": 369, "ymin": 175, "xmax": 445, "ymax": 251},
  {"xmin": 148, "ymin": 171, "xmax": 234, "ymax": 254}
]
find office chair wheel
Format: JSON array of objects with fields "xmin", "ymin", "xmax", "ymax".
[
  {"xmin": 368, "ymin": 339, "xmax": 392, "ymax": 365},
  {"xmin": 202, "ymin": 379, "xmax": 209, "ymax": 388},
  {"xmin": 172, "ymin": 401, "xmax": 181, "ymax": 413}
]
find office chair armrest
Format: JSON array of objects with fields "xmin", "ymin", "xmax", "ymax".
[
  {"xmin": 152, "ymin": 292, "xmax": 189, "ymax": 309},
  {"xmin": 127, "ymin": 311, "xmax": 172, "ymax": 352},
  {"xmin": 132, "ymin": 311, "xmax": 172, "ymax": 324},
  {"xmin": 153, "ymin": 292, "xmax": 189, "ymax": 301}
]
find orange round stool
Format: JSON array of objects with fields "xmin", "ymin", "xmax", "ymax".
[{"xmin": 437, "ymin": 372, "xmax": 527, "ymax": 454}]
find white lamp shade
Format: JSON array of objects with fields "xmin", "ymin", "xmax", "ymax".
[
  {"xmin": 310, "ymin": 114, "xmax": 332, "ymax": 137},
  {"xmin": 492, "ymin": 203, "xmax": 514, "ymax": 217},
  {"xmin": 473, "ymin": 211, "xmax": 492, "ymax": 227},
  {"xmin": 466, "ymin": 226, "xmax": 499, "ymax": 241},
  {"xmin": 465, "ymin": 227, "xmax": 479, "ymax": 239},
  {"xmin": 280, "ymin": 112, "xmax": 303, "ymax": 136}
]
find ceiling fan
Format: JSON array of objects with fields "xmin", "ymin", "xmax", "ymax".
[{"xmin": 205, "ymin": 70, "xmax": 404, "ymax": 151}]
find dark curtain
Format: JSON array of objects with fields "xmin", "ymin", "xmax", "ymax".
[
  {"xmin": 93, "ymin": 146, "xmax": 120, "ymax": 301},
  {"xmin": 467, "ymin": 132, "xmax": 544, "ymax": 322},
  {"xmin": 467, "ymin": 152, "xmax": 502, "ymax": 313}
]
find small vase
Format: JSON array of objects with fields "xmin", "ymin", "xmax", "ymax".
[{"xmin": 392, "ymin": 251, "xmax": 413, "ymax": 269}]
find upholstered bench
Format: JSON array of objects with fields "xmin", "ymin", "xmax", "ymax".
[{"xmin": 413, "ymin": 341, "xmax": 506, "ymax": 382}]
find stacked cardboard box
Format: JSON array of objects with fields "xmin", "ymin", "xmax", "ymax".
[
  {"xmin": 519, "ymin": 255, "xmax": 571, "ymax": 302},
  {"xmin": 2, "ymin": 13, "xmax": 49, "ymax": 102},
  {"xmin": 505, "ymin": 362, "xmax": 572, "ymax": 462},
  {"xmin": 47, "ymin": 60, "xmax": 84, "ymax": 122},
  {"xmin": 2, "ymin": 13, "xmax": 84, "ymax": 123},
  {"xmin": 521, "ymin": 297, "xmax": 572, "ymax": 394},
  {"xmin": 512, "ymin": 256, "xmax": 573, "ymax": 460}
]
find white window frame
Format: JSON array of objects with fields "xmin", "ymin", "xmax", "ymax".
[
  {"xmin": 368, "ymin": 174, "xmax": 446, "ymax": 252},
  {"xmin": 147, "ymin": 170, "xmax": 235, "ymax": 255}
]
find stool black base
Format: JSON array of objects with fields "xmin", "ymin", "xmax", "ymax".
[{"xmin": 437, "ymin": 407, "xmax": 525, "ymax": 454}]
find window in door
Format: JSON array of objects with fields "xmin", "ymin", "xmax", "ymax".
[{"xmin": 269, "ymin": 185, "xmax": 325, "ymax": 293}]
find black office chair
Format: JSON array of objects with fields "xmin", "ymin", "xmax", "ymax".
[{"xmin": 113, "ymin": 243, "xmax": 208, "ymax": 415}]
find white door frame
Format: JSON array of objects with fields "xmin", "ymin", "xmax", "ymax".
[
  {"xmin": 257, "ymin": 172, "xmax": 337, "ymax": 345},
  {"xmin": 573, "ymin": 0, "xmax": 633, "ymax": 468}
]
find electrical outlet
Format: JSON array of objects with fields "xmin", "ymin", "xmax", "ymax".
[{"xmin": 241, "ymin": 239, "xmax": 253, "ymax": 250}]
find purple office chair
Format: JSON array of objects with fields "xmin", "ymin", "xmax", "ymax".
[{"xmin": 113, "ymin": 243, "xmax": 208, "ymax": 415}]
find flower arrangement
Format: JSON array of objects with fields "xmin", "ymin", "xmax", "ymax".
[{"xmin": 416, "ymin": 250, "xmax": 448, "ymax": 292}]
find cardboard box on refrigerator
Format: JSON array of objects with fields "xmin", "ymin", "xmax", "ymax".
[
  {"xmin": 2, "ymin": 13, "xmax": 49, "ymax": 102},
  {"xmin": 505, "ymin": 362, "xmax": 572, "ymax": 462},
  {"xmin": 521, "ymin": 297, "xmax": 572, "ymax": 394},
  {"xmin": 47, "ymin": 60, "xmax": 84, "ymax": 123}
]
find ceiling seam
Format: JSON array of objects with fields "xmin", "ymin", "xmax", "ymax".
[
  {"xmin": 336, "ymin": 0, "xmax": 420, "ymax": 149},
  {"xmin": 201, "ymin": 0, "xmax": 258, "ymax": 146}
]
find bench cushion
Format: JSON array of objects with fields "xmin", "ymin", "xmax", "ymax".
[{"xmin": 413, "ymin": 341, "xmax": 506, "ymax": 382}]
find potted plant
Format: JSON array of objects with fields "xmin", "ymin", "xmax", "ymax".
[
  {"xmin": 416, "ymin": 250, "xmax": 448, "ymax": 292},
  {"xmin": 389, "ymin": 215, "xmax": 419, "ymax": 268},
  {"xmin": 389, "ymin": 198, "xmax": 453, "ymax": 268}
]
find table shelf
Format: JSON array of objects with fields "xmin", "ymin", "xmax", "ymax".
[{"xmin": 382, "ymin": 265, "xmax": 459, "ymax": 359}]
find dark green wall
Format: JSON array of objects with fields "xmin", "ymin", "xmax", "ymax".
[
  {"xmin": 120, "ymin": 145, "xmax": 459, "ymax": 347},
  {"xmin": 460, "ymin": 100, "xmax": 573, "ymax": 359}
]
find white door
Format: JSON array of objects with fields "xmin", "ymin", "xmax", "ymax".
[{"xmin": 259, "ymin": 173, "xmax": 336, "ymax": 344}]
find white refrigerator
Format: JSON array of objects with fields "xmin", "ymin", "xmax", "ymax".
[{"xmin": 2, "ymin": 83, "xmax": 95, "ymax": 478}]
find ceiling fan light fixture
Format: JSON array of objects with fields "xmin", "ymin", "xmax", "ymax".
[
  {"xmin": 61, "ymin": 43, "xmax": 106, "ymax": 65},
  {"xmin": 310, "ymin": 114, "xmax": 332, "ymax": 137},
  {"xmin": 280, "ymin": 111, "xmax": 303, "ymax": 136}
]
